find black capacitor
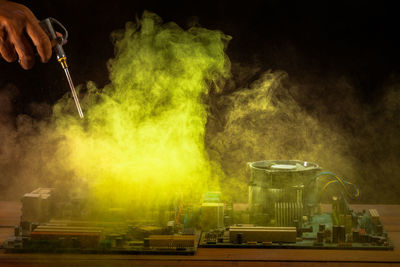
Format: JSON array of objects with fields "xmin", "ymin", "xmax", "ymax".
[
  {"xmin": 325, "ymin": 228, "xmax": 332, "ymax": 243},
  {"xmin": 352, "ymin": 230, "xmax": 360, "ymax": 243},
  {"xmin": 236, "ymin": 233, "xmax": 243, "ymax": 244},
  {"xmin": 339, "ymin": 225, "xmax": 346, "ymax": 243},
  {"xmin": 332, "ymin": 225, "xmax": 339, "ymax": 243},
  {"xmin": 317, "ymin": 231, "xmax": 324, "ymax": 244},
  {"xmin": 319, "ymin": 224, "xmax": 326, "ymax": 232},
  {"xmin": 359, "ymin": 234, "xmax": 370, "ymax": 243}
]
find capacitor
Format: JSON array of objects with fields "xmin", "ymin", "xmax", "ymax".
[
  {"xmin": 325, "ymin": 228, "xmax": 332, "ymax": 243},
  {"xmin": 332, "ymin": 225, "xmax": 339, "ymax": 243},
  {"xmin": 236, "ymin": 233, "xmax": 243, "ymax": 244},
  {"xmin": 317, "ymin": 231, "xmax": 324, "ymax": 244},
  {"xmin": 352, "ymin": 229, "xmax": 360, "ymax": 243},
  {"xmin": 359, "ymin": 233, "xmax": 370, "ymax": 243},
  {"xmin": 339, "ymin": 225, "xmax": 346, "ymax": 243}
]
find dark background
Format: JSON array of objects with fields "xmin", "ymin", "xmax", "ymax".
[
  {"xmin": 1, "ymin": 0, "xmax": 400, "ymax": 202},
  {"xmin": 1, "ymin": 0, "xmax": 399, "ymax": 111}
]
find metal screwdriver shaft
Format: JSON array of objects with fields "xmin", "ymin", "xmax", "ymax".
[
  {"xmin": 58, "ymin": 56, "xmax": 84, "ymax": 118},
  {"xmin": 64, "ymin": 67, "xmax": 84, "ymax": 118}
]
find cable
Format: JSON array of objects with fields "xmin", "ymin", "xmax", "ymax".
[
  {"xmin": 314, "ymin": 172, "xmax": 360, "ymax": 199},
  {"xmin": 321, "ymin": 180, "xmax": 337, "ymax": 191}
]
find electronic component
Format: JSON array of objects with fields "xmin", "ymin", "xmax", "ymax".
[
  {"xmin": 4, "ymin": 159, "xmax": 394, "ymax": 254},
  {"xmin": 146, "ymin": 235, "xmax": 195, "ymax": 249},
  {"xmin": 248, "ymin": 160, "xmax": 321, "ymax": 226},
  {"xmin": 199, "ymin": 161, "xmax": 392, "ymax": 250},
  {"xmin": 369, "ymin": 209, "xmax": 380, "ymax": 225},
  {"xmin": 21, "ymin": 188, "xmax": 54, "ymax": 224},
  {"xmin": 200, "ymin": 203, "xmax": 224, "ymax": 231},
  {"xmin": 30, "ymin": 226, "xmax": 101, "ymax": 248},
  {"xmin": 229, "ymin": 226, "xmax": 297, "ymax": 243}
]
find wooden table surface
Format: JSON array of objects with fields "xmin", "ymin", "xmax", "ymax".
[{"xmin": 0, "ymin": 201, "xmax": 399, "ymax": 266}]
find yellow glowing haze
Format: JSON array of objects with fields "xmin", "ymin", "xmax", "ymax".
[{"xmin": 51, "ymin": 12, "xmax": 231, "ymax": 210}]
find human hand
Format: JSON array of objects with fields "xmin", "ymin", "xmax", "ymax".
[{"xmin": 0, "ymin": 0, "xmax": 52, "ymax": 69}]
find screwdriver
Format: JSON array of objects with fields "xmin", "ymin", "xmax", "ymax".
[{"xmin": 39, "ymin": 18, "xmax": 84, "ymax": 119}]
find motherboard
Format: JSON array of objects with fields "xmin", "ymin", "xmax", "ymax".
[{"xmin": 2, "ymin": 160, "xmax": 393, "ymax": 254}]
